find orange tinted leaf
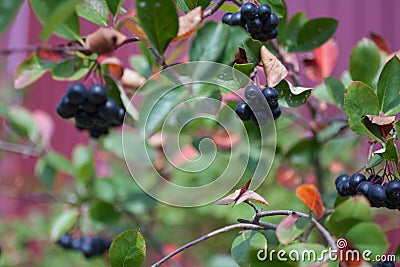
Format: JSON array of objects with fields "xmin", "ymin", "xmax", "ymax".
[
  {"xmin": 260, "ymin": 46, "xmax": 288, "ymax": 87},
  {"xmin": 304, "ymin": 39, "xmax": 338, "ymax": 82},
  {"xmin": 37, "ymin": 48, "xmax": 66, "ymax": 63},
  {"xmin": 100, "ymin": 57, "xmax": 124, "ymax": 79},
  {"xmin": 172, "ymin": 7, "xmax": 203, "ymax": 42},
  {"xmin": 369, "ymin": 32, "xmax": 391, "ymax": 54},
  {"xmin": 124, "ymin": 21, "xmax": 150, "ymax": 47},
  {"xmin": 296, "ymin": 184, "xmax": 324, "ymax": 218}
]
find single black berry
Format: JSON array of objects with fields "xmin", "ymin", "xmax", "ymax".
[
  {"xmin": 258, "ymin": 4, "xmax": 272, "ymax": 20},
  {"xmin": 336, "ymin": 181, "xmax": 347, "ymax": 196},
  {"xmin": 240, "ymin": 3, "xmax": 258, "ymax": 20},
  {"xmin": 381, "ymin": 261, "xmax": 395, "ymax": 267},
  {"xmin": 368, "ymin": 184, "xmax": 386, "ymax": 206},
  {"xmin": 235, "ymin": 102, "xmax": 252, "ymax": 121},
  {"xmin": 89, "ymin": 126, "xmax": 109, "ymax": 139},
  {"xmin": 385, "ymin": 180, "xmax": 400, "ymax": 205},
  {"xmin": 335, "ymin": 174, "xmax": 349, "ymax": 186},
  {"xmin": 272, "ymin": 107, "xmax": 281, "ymax": 120},
  {"xmin": 262, "ymin": 87, "xmax": 279, "ymax": 103},
  {"xmin": 57, "ymin": 234, "xmax": 73, "ymax": 249},
  {"xmin": 57, "ymin": 96, "xmax": 78, "ymax": 119},
  {"xmin": 71, "ymin": 237, "xmax": 83, "ymax": 250},
  {"xmin": 231, "ymin": 12, "xmax": 246, "ymax": 27},
  {"xmin": 356, "ymin": 181, "xmax": 371, "ymax": 196},
  {"xmin": 349, "ymin": 173, "xmax": 366, "ymax": 192},
  {"xmin": 252, "ymin": 33, "xmax": 268, "ymax": 42},
  {"xmin": 114, "ymin": 107, "xmax": 126, "ymax": 126},
  {"xmin": 67, "ymin": 83, "xmax": 87, "ymax": 105},
  {"xmin": 342, "ymin": 179, "xmax": 356, "ymax": 196},
  {"xmin": 80, "ymin": 101, "xmax": 97, "ymax": 114},
  {"xmin": 263, "ymin": 13, "xmax": 279, "ymax": 31},
  {"xmin": 247, "ymin": 18, "xmax": 263, "ymax": 34},
  {"xmin": 222, "ymin": 12, "xmax": 233, "ymax": 25},
  {"xmin": 265, "ymin": 28, "xmax": 278, "ymax": 39},
  {"xmin": 98, "ymin": 99, "xmax": 119, "ymax": 120},
  {"xmin": 74, "ymin": 111, "xmax": 94, "ymax": 129},
  {"xmin": 88, "ymin": 84, "xmax": 107, "ymax": 105}
]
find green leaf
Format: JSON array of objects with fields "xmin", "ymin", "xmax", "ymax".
[
  {"xmin": 325, "ymin": 77, "xmax": 345, "ymax": 111},
  {"xmin": 231, "ymin": 231, "xmax": 267, "ymax": 267},
  {"xmin": 72, "ymin": 145, "xmax": 95, "ymax": 183},
  {"xmin": 40, "ymin": 0, "xmax": 83, "ymax": 41},
  {"xmin": 286, "ymin": 139, "xmax": 319, "ymax": 166},
  {"xmin": 109, "ymin": 230, "xmax": 146, "ymax": 267},
  {"xmin": 276, "ymin": 214, "xmax": 310, "ymax": 245},
  {"xmin": 76, "ymin": 0, "xmax": 109, "ymax": 26},
  {"xmin": 345, "ymin": 222, "xmax": 389, "ymax": 260},
  {"xmin": 276, "ymin": 79, "xmax": 312, "ymax": 108},
  {"xmin": 51, "ymin": 58, "xmax": 89, "ymax": 81},
  {"xmin": 7, "ymin": 106, "xmax": 39, "ymax": 141},
  {"xmin": 50, "ymin": 209, "xmax": 79, "ymax": 241},
  {"xmin": 242, "ymin": 38, "xmax": 262, "ymax": 68},
  {"xmin": 284, "ymin": 12, "xmax": 307, "ymax": 51},
  {"xmin": 366, "ymin": 154, "xmax": 383, "ymax": 170},
  {"xmin": 190, "ymin": 21, "xmax": 248, "ymax": 64},
  {"xmin": 288, "ymin": 18, "xmax": 337, "ymax": 52},
  {"xmin": 14, "ymin": 54, "xmax": 48, "ymax": 89},
  {"xmin": 35, "ymin": 158, "xmax": 56, "ymax": 188},
  {"xmin": 349, "ymin": 38, "xmax": 381, "ymax": 86},
  {"xmin": 234, "ymin": 63, "xmax": 254, "ymax": 77},
  {"xmin": 258, "ymin": 0, "xmax": 286, "ymax": 19},
  {"xmin": 106, "ymin": 0, "xmax": 123, "ymax": 17},
  {"xmin": 377, "ymin": 56, "xmax": 400, "ymax": 115},
  {"xmin": 177, "ymin": 0, "xmax": 211, "ymax": 12},
  {"xmin": 136, "ymin": 0, "xmax": 178, "ymax": 56},
  {"xmin": 219, "ymin": 3, "xmax": 240, "ymax": 13},
  {"xmin": 325, "ymin": 196, "xmax": 372, "ymax": 236},
  {"xmin": 344, "ymin": 81, "xmax": 380, "ymax": 136},
  {"xmin": 43, "ymin": 151, "xmax": 75, "ymax": 176},
  {"xmin": 29, "ymin": 0, "xmax": 80, "ymax": 40},
  {"xmin": 89, "ymin": 201, "xmax": 121, "ymax": 224},
  {"xmin": 0, "ymin": 0, "xmax": 24, "ymax": 34},
  {"xmin": 382, "ymin": 138, "xmax": 398, "ymax": 162},
  {"xmin": 283, "ymin": 243, "xmax": 326, "ymax": 265},
  {"xmin": 94, "ymin": 179, "xmax": 116, "ymax": 203},
  {"xmin": 395, "ymin": 120, "xmax": 400, "ymax": 141},
  {"xmin": 139, "ymin": 84, "xmax": 187, "ymax": 136}
]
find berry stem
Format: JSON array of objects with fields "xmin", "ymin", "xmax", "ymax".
[{"xmin": 204, "ymin": 0, "xmax": 228, "ymax": 18}]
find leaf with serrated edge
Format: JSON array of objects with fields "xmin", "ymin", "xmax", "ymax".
[
  {"xmin": 261, "ymin": 46, "xmax": 288, "ymax": 87},
  {"xmin": 109, "ymin": 230, "xmax": 146, "ymax": 267}
]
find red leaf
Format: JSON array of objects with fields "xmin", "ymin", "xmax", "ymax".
[
  {"xmin": 37, "ymin": 48, "xmax": 67, "ymax": 63},
  {"xmin": 369, "ymin": 32, "xmax": 391, "ymax": 54},
  {"xmin": 276, "ymin": 166, "xmax": 301, "ymax": 189},
  {"xmin": 296, "ymin": 184, "xmax": 324, "ymax": 218},
  {"xmin": 304, "ymin": 39, "xmax": 338, "ymax": 82}
]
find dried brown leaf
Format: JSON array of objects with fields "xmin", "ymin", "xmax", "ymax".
[
  {"xmin": 172, "ymin": 7, "xmax": 203, "ymax": 42},
  {"xmin": 121, "ymin": 68, "xmax": 146, "ymax": 89},
  {"xmin": 214, "ymin": 189, "xmax": 241, "ymax": 205},
  {"xmin": 234, "ymin": 190, "xmax": 270, "ymax": 206},
  {"xmin": 85, "ymin": 28, "xmax": 127, "ymax": 55},
  {"xmin": 365, "ymin": 114, "xmax": 396, "ymax": 138},
  {"xmin": 260, "ymin": 46, "xmax": 288, "ymax": 87}
]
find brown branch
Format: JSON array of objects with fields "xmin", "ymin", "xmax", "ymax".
[
  {"xmin": 151, "ymin": 223, "xmax": 264, "ymax": 267},
  {"xmin": 0, "ymin": 45, "xmax": 90, "ymax": 55},
  {"xmin": 204, "ymin": 0, "xmax": 228, "ymax": 18}
]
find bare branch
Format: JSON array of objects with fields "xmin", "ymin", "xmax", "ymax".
[{"xmin": 0, "ymin": 140, "xmax": 41, "ymax": 157}]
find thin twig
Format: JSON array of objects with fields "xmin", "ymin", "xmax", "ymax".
[
  {"xmin": 0, "ymin": 140, "xmax": 42, "ymax": 157},
  {"xmin": 204, "ymin": 0, "xmax": 227, "ymax": 18},
  {"xmin": 0, "ymin": 45, "xmax": 90, "ymax": 55},
  {"xmin": 230, "ymin": 0, "xmax": 243, "ymax": 6},
  {"xmin": 256, "ymin": 210, "xmax": 337, "ymax": 250},
  {"xmin": 151, "ymin": 223, "xmax": 264, "ymax": 267}
]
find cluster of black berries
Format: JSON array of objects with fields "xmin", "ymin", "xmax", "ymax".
[
  {"xmin": 235, "ymin": 85, "xmax": 281, "ymax": 125},
  {"xmin": 373, "ymin": 261, "xmax": 395, "ymax": 267},
  {"xmin": 56, "ymin": 83, "xmax": 125, "ymax": 138},
  {"xmin": 222, "ymin": 3, "xmax": 279, "ymax": 42},
  {"xmin": 335, "ymin": 173, "xmax": 400, "ymax": 209},
  {"xmin": 57, "ymin": 234, "xmax": 111, "ymax": 258}
]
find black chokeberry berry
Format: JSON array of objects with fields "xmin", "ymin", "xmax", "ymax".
[
  {"xmin": 368, "ymin": 184, "xmax": 386, "ymax": 206},
  {"xmin": 71, "ymin": 237, "xmax": 83, "ymax": 250},
  {"xmin": 245, "ymin": 85, "xmax": 262, "ymax": 104},
  {"xmin": 231, "ymin": 12, "xmax": 246, "ymax": 27},
  {"xmin": 349, "ymin": 173, "xmax": 366, "ymax": 192},
  {"xmin": 264, "ymin": 13, "xmax": 279, "ymax": 31},
  {"xmin": 258, "ymin": 4, "xmax": 272, "ymax": 20},
  {"xmin": 262, "ymin": 87, "xmax": 279, "ymax": 103},
  {"xmin": 385, "ymin": 180, "xmax": 400, "ymax": 205},
  {"xmin": 342, "ymin": 179, "xmax": 356, "ymax": 196},
  {"xmin": 88, "ymin": 84, "xmax": 107, "ymax": 105},
  {"xmin": 336, "ymin": 181, "xmax": 347, "ymax": 196},
  {"xmin": 381, "ymin": 261, "xmax": 395, "ymax": 267},
  {"xmin": 235, "ymin": 101, "xmax": 252, "ymax": 121},
  {"xmin": 89, "ymin": 126, "xmax": 109, "ymax": 138},
  {"xmin": 335, "ymin": 174, "xmax": 349, "ymax": 186},
  {"xmin": 74, "ymin": 111, "xmax": 94, "ymax": 129},
  {"xmin": 247, "ymin": 18, "xmax": 263, "ymax": 34},
  {"xmin": 241, "ymin": 3, "xmax": 258, "ymax": 20},
  {"xmin": 272, "ymin": 107, "xmax": 281, "ymax": 120},
  {"xmin": 356, "ymin": 181, "xmax": 371, "ymax": 196},
  {"xmin": 80, "ymin": 101, "xmax": 97, "ymax": 114},
  {"xmin": 252, "ymin": 33, "xmax": 268, "ymax": 42},
  {"xmin": 67, "ymin": 83, "xmax": 87, "ymax": 105},
  {"xmin": 57, "ymin": 96, "xmax": 78, "ymax": 119},
  {"xmin": 57, "ymin": 234, "xmax": 73, "ymax": 249},
  {"xmin": 222, "ymin": 12, "xmax": 233, "ymax": 25},
  {"xmin": 98, "ymin": 99, "xmax": 119, "ymax": 120},
  {"xmin": 265, "ymin": 28, "xmax": 278, "ymax": 39},
  {"xmin": 114, "ymin": 107, "xmax": 125, "ymax": 126}
]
